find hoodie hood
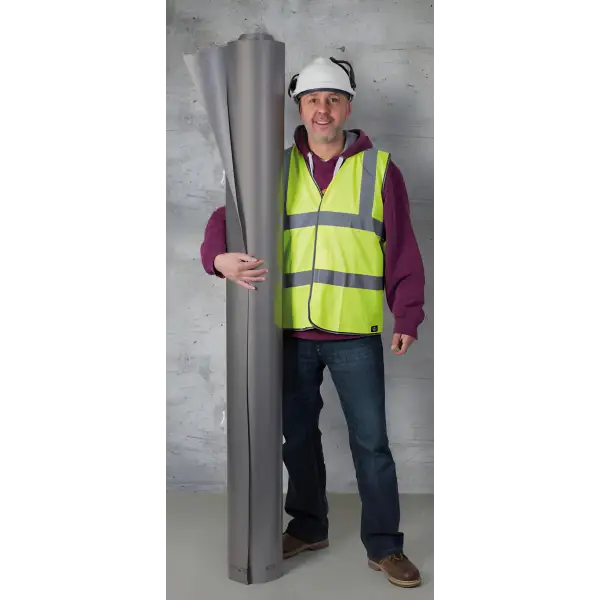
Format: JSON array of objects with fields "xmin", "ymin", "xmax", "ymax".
[{"xmin": 293, "ymin": 125, "xmax": 373, "ymax": 160}]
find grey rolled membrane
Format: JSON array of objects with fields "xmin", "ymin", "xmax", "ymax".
[{"xmin": 184, "ymin": 34, "xmax": 285, "ymax": 585}]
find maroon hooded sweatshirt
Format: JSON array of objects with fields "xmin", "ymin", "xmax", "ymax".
[{"xmin": 200, "ymin": 126, "xmax": 425, "ymax": 340}]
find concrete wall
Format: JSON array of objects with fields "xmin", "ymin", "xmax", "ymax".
[{"xmin": 167, "ymin": 0, "xmax": 434, "ymax": 493}]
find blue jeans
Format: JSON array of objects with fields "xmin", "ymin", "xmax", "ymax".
[{"xmin": 282, "ymin": 335, "xmax": 404, "ymax": 560}]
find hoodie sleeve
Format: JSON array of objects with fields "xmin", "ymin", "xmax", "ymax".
[
  {"xmin": 382, "ymin": 160, "xmax": 426, "ymax": 339},
  {"xmin": 200, "ymin": 205, "xmax": 227, "ymax": 277}
]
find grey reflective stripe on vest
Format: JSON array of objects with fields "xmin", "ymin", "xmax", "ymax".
[
  {"xmin": 283, "ymin": 147, "xmax": 384, "ymax": 237},
  {"xmin": 286, "ymin": 211, "xmax": 384, "ymax": 238},
  {"xmin": 359, "ymin": 148, "xmax": 379, "ymax": 219},
  {"xmin": 283, "ymin": 146, "xmax": 292, "ymax": 214},
  {"xmin": 284, "ymin": 270, "xmax": 384, "ymax": 291}
]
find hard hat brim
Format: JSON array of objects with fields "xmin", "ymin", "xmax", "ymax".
[{"xmin": 294, "ymin": 88, "xmax": 355, "ymax": 103}]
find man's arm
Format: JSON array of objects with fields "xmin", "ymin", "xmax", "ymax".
[
  {"xmin": 382, "ymin": 160, "xmax": 426, "ymax": 341},
  {"xmin": 200, "ymin": 206, "xmax": 267, "ymax": 289},
  {"xmin": 200, "ymin": 205, "xmax": 227, "ymax": 277}
]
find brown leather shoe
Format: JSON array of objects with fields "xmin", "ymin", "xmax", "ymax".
[
  {"xmin": 368, "ymin": 553, "xmax": 422, "ymax": 588},
  {"xmin": 283, "ymin": 533, "xmax": 329, "ymax": 559}
]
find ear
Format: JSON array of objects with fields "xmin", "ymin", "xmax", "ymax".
[{"xmin": 346, "ymin": 101, "xmax": 352, "ymax": 118}]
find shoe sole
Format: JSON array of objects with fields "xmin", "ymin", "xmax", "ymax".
[
  {"xmin": 283, "ymin": 539, "xmax": 330, "ymax": 559},
  {"xmin": 368, "ymin": 560, "xmax": 422, "ymax": 588}
]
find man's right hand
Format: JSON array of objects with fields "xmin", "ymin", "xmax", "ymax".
[{"xmin": 213, "ymin": 253, "xmax": 268, "ymax": 291}]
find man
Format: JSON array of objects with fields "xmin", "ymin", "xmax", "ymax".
[{"xmin": 200, "ymin": 56, "xmax": 426, "ymax": 589}]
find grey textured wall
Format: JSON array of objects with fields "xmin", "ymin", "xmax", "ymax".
[{"xmin": 167, "ymin": 0, "xmax": 434, "ymax": 493}]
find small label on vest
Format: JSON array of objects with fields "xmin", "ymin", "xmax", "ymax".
[{"xmin": 371, "ymin": 326, "xmax": 378, "ymax": 332}]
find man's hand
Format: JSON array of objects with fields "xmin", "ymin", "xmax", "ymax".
[
  {"xmin": 391, "ymin": 333, "xmax": 415, "ymax": 356},
  {"xmin": 213, "ymin": 253, "xmax": 268, "ymax": 290}
]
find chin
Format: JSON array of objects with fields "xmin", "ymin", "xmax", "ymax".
[
  {"xmin": 312, "ymin": 135, "xmax": 333, "ymax": 144},
  {"xmin": 310, "ymin": 128, "xmax": 339, "ymax": 144}
]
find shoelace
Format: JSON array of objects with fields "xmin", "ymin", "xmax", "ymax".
[{"xmin": 389, "ymin": 553, "xmax": 406, "ymax": 562}]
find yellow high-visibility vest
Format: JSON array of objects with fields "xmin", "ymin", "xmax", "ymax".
[{"xmin": 282, "ymin": 145, "xmax": 389, "ymax": 335}]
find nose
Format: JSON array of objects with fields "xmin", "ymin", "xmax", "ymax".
[{"xmin": 316, "ymin": 101, "xmax": 330, "ymax": 114}]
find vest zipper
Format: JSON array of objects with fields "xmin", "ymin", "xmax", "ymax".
[{"xmin": 306, "ymin": 154, "xmax": 334, "ymax": 333}]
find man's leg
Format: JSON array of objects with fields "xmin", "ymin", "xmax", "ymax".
[
  {"xmin": 322, "ymin": 336, "xmax": 404, "ymax": 560},
  {"xmin": 317, "ymin": 336, "xmax": 421, "ymax": 586},
  {"xmin": 282, "ymin": 337, "xmax": 329, "ymax": 545}
]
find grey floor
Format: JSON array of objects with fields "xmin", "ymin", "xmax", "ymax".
[{"xmin": 167, "ymin": 492, "xmax": 433, "ymax": 600}]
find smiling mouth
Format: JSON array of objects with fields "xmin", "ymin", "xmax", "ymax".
[{"xmin": 314, "ymin": 120, "xmax": 332, "ymax": 126}]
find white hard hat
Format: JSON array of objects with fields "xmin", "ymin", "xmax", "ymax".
[{"xmin": 288, "ymin": 57, "xmax": 356, "ymax": 103}]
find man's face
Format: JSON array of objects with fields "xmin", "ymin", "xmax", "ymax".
[{"xmin": 299, "ymin": 91, "xmax": 351, "ymax": 144}]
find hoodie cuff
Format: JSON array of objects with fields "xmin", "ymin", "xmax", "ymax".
[
  {"xmin": 212, "ymin": 257, "xmax": 225, "ymax": 278},
  {"xmin": 394, "ymin": 316, "xmax": 418, "ymax": 340}
]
